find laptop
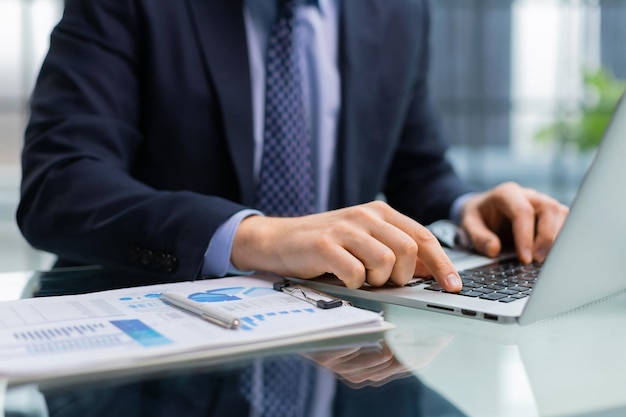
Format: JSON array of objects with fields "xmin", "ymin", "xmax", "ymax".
[{"xmin": 290, "ymin": 92, "xmax": 626, "ymax": 325}]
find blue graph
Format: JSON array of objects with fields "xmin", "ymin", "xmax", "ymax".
[
  {"xmin": 110, "ymin": 319, "xmax": 172, "ymax": 347},
  {"xmin": 188, "ymin": 286, "xmax": 275, "ymax": 303}
]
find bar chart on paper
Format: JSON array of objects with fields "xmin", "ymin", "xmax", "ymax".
[
  {"xmin": 12, "ymin": 321, "xmax": 123, "ymax": 353},
  {"xmin": 10, "ymin": 319, "xmax": 172, "ymax": 355}
]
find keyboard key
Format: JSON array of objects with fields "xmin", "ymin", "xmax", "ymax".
[
  {"xmin": 507, "ymin": 285, "xmax": 528, "ymax": 292},
  {"xmin": 405, "ymin": 278, "xmax": 432, "ymax": 287},
  {"xmin": 497, "ymin": 289, "xmax": 520, "ymax": 295},
  {"xmin": 425, "ymin": 284, "xmax": 444, "ymax": 291},
  {"xmin": 472, "ymin": 288, "xmax": 496, "ymax": 294},
  {"xmin": 479, "ymin": 292, "xmax": 508, "ymax": 301},
  {"xmin": 485, "ymin": 284, "xmax": 506, "ymax": 291},
  {"xmin": 458, "ymin": 290, "xmax": 483, "ymax": 297},
  {"xmin": 499, "ymin": 297, "xmax": 518, "ymax": 303}
]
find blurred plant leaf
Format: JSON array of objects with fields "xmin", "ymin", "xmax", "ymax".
[{"xmin": 535, "ymin": 68, "xmax": 626, "ymax": 151}]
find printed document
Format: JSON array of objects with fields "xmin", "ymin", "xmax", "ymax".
[{"xmin": 0, "ymin": 275, "xmax": 392, "ymax": 384}]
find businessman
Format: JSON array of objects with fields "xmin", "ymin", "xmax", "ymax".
[{"xmin": 18, "ymin": 0, "xmax": 568, "ymax": 292}]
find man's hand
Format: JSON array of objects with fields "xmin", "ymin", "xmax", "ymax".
[
  {"xmin": 306, "ymin": 342, "xmax": 413, "ymax": 388},
  {"xmin": 231, "ymin": 201, "xmax": 462, "ymax": 291},
  {"xmin": 306, "ymin": 334, "xmax": 452, "ymax": 388},
  {"xmin": 461, "ymin": 182, "xmax": 569, "ymax": 263}
]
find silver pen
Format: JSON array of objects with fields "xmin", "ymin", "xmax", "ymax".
[{"xmin": 160, "ymin": 292, "xmax": 241, "ymax": 330}]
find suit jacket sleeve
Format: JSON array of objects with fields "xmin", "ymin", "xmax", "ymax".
[{"xmin": 17, "ymin": 0, "xmax": 249, "ymax": 279}]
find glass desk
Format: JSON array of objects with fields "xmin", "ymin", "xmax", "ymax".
[{"xmin": 3, "ymin": 267, "xmax": 626, "ymax": 417}]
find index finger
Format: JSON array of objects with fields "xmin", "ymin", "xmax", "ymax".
[{"xmin": 381, "ymin": 208, "xmax": 462, "ymax": 292}]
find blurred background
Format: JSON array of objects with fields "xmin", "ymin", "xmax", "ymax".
[{"xmin": 0, "ymin": 0, "xmax": 624, "ymax": 273}]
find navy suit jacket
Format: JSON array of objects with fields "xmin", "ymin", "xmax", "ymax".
[{"xmin": 18, "ymin": 0, "xmax": 470, "ymax": 279}]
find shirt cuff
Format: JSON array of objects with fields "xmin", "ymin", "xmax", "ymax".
[
  {"xmin": 202, "ymin": 209, "xmax": 264, "ymax": 277},
  {"xmin": 449, "ymin": 192, "xmax": 478, "ymax": 224}
]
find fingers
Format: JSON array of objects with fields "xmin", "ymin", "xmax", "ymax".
[
  {"xmin": 301, "ymin": 211, "xmax": 415, "ymax": 289},
  {"xmin": 499, "ymin": 186, "xmax": 568, "ymax": 263},
  {"xmin": 372, "ymin": 203, "xmax": 462, "ymax": 291},
  {"xmin": 322, "ymin": 202, "xmax": 460, "ymax": 291},
  {"xmin": 466, "ymin": 184, "xmax": 535, "ymax": 262},
  {"xmin": 338, "ymin": 214, "xmax": 416, "ymax": 287},
  {"xmin": 461, "ymin": 182, "xmax": 569, "ymax": 264},
  {"xmin": 307, "ymin": 343, "xmax": 411, "ymax": 387},
  {"xmin": 462, "ymin": 213, "xmax": 502, "ymax": 258},
  {"xmin": 506, "ymin": 189, "xmax": 537, "ymax": 263},
  {"xmin": 529, "ymin": 193, "xmax": 569, "ymax": 262},
  {"xmin": 232, "ymin": 201, "xmax": 462, "ymax": 291},
  {"xmin": 348, "ymin": 206, "xmax": 418, "ymax": 286}
]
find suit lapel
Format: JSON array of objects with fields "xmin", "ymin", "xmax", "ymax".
[
  {"xmin": 186, "ymin": 0, "xmax": 256, "ymax": 206},
  {"xmin": 333, "ymin": 0, "xmax": 382, "ymax": 208}
]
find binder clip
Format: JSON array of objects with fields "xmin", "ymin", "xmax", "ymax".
[{"xmin": 273, "ymin": 280, "xmax": 345, "ymax": 309}]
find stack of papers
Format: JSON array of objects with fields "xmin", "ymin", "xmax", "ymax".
[{"xmin": 0, "ymin": 274, "xmax": 392, "ymax": 385}]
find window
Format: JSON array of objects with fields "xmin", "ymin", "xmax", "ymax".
[
  {"xmin": 0, "ymin": 0, "xmax": 62, "ymax": 166},
  {"xmin": 0, "ymin": 0, "xmax": 61, "ymax": 272},
  {"xmin": 429, "ymin": 0, "xmax": 625, "ymax": 203}
]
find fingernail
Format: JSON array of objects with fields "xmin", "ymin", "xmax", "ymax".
[{"xmin": 446, "ymin": 273, "xmax": 462, "ymax": 290}]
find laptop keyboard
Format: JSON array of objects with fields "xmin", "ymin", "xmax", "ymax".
[{"xmin": 409, "ymin": 259, "xmax": 542, "ymax": 303}]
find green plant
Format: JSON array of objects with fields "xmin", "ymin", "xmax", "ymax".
[{"xmin": 535, "ymin": 68, "xmax": 626, "ymax": 152}]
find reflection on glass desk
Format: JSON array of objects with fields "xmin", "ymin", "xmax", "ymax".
[{"xmin": 3, "ymin": 266, "xmax": 626, "ymax": 417}]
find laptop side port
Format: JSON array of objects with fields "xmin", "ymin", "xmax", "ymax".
[
  {"xmin": 461, "ymin": 309, "xmax": 477, "ymax": 317},
  {"xmin": 484, "ymin": 313, "xmax": 498, "ymax": 321},
  {"xmin": 426, "ymin": 304, "xmax": 454, "ymax": 312}
]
